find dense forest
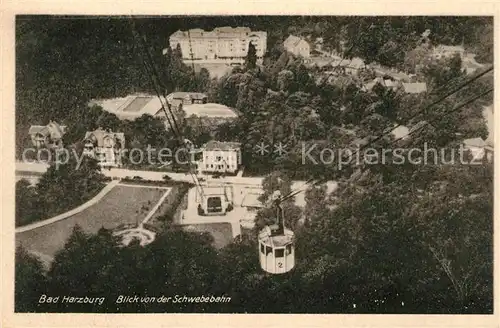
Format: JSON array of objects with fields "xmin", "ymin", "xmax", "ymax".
[{"xmin": 15, "ymin": 16, "xmax": 493, "ymax": 314}]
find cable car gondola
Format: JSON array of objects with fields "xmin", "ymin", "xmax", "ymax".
[{"xmin": 258, "ymin": 191, "xmax": 295, "ymax": 274}]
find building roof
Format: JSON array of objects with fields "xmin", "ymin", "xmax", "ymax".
[
  {"xmin": 167, "ymin": 92, "xmax": 207, "ymax": 101},
  {"xmin": 389, "ymin": 71, "xmax": 410, "ymax": 81},
  {"xmin": 350, "ymin": 137, "xmax": 371, "ymax": 148},
  {"xmin": 364, "ymin": 77, "xmax": 400, "ymax": 91},
  {"xmin": 214, "ymin": 26, "xmax": 251, "ymax": 33},
  {"xmin": 258, "ymin": 227, "xmax": 294, "ymax": 247},
  {"xmin": 391, "ymin": 125, "xmax": 410, "ymax": 140},
  {"xmin": 347, "ymin": 57, "xmax": 365, "ymax": 69},
  {"xmin": 204, "ymin": 140, "xmax": 241, "ymax": 151},
  {"xmin": 435, "ymin": 45, "xmax": 465, "ymax": 53},
  {"xmin": 326, "ymin": 57, "xmax": 365, "ymax": 70},
  {"xmin": 284, "ymin": 35, "xmax": 306, "ymax": 48},
  {"xmin": 182, "ymin": 103, "xmax": 239, "ymax": 118},
  {"xmin": 384, "ymin": 79, "xmax": 399, "ymax": 88},
  {"xmin": 371, "ymin": 66, "xmax": 410, "ymax": 81},
  {"xmin": 170, "ymin": 27, "xmax": 265, "ymax": 39},
  {"xmin": 29, "ymin": 121, "xmax": 67, "ymax": 139},
  {"xmin": 84, "ymin": 128, "xmax": 125, "ymax": 147},
  {"xmin": 403, "ymin": 82, "xmax": 427, "ymax": 94},
  {"xmin": 463, "ymin": 137, "xmax": 486, "ymax": 148}
]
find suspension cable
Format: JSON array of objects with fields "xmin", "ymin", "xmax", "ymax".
[{"xmin": 129, "ymin": 17, "xmax": 206, "ymax": 200}]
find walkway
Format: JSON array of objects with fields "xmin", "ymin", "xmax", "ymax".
[
  {"xmin": 139, "ymin": 188, "xmax": 172, "ymax": 227},
  {"xmin": 15, "ymin": 162, "xmax": 338, "ymax": 207}
]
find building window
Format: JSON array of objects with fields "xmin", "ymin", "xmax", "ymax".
[{"xmin": 207, "ymin": 196, "xmax": 222, "ymax": 213}]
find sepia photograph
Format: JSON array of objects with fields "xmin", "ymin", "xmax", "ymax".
[{"xmin": 10, "ymin": 13, "xmax": 494, "ymax": 316}]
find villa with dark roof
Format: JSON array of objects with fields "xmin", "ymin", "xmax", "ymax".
[
  {"xmin": 28, "ymin": 121, "xmax": 67, "ymax": 148},
  {"xmin": 83, "ymin": 128, "xmax": 125, "ymax": 167}
]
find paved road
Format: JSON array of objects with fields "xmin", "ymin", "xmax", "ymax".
[{"xmin": 15, "ymin": 161, "xmax": 338, "ymax": 207}]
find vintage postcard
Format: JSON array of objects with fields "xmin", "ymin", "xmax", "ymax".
[{"xmin": 1, "ymin": 1, "xmax": 498, "ymax": 327}]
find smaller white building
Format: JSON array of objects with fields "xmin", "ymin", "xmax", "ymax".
[
  {"xmin": 463, "ymin": 137, "xmax": 493, "ymax": 162},
  {"xmin": 83, "ymin": 128, "xmax": 126, "ymax": 167},
  {"xmin": 402, "ymin": 82, "xmax": 427, "ymax": 94},
  {"xmin": 432, "ymin": 45, "xmax": 466, "ymax": 60},
  {"xmin": 200, "ymin": 140, "xmax": 241, "ymax": 174},
  {"xmin": 284, "ymin": 35, "xmax": 311, "ymax": 58}
]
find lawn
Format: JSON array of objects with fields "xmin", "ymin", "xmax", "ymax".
[
  {"xmin": 182, "ymin": 223, "xmax": 233, "ymax": 249},
  {"xmin": 16, "ymin": 185, "xmax": 170, "ymax": 258}
]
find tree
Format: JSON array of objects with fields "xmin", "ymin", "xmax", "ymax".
[
  {"xmin": 277, "ymin": 69, "xmax": 294, "ymax": 91},
  {"xmin": 245, "ymin": 42, "xmax": 257, "ymax": 70},
  {"xmin": 125, "ymin": 114, "xmax": 170, "ymax": 149},
  {"xmin": 15, "ymin": 246, "xmax": 48, "ymax": 312},
  {"xmin": 96, "ymin": 111, "xmax": 122, "ymax": 131},
  {"xmin": 296, "ymin": 162, "xmax": 493, "ymax": 313},
  {"xmin": 15, "ymin": 179, "xmax": 42, "ymax": 227},
  {"xmin": 46, "ymin": 225, "xmax": 221, "ymax": 312},
  {"xmin": 197, "ymin": 67, "xmax": 212, "ymax": 92},
  {"xmin": 34, "ymin": 155, "xmax": 106, "ymax": 220}
]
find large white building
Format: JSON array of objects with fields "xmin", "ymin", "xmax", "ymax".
[
  {"xmin": 168, "ymin": 27, "xmax": 267, "ymax": 63},
  {"xmin": 200, "ymin": 140, "xmax": 241, "ymax": 174}
]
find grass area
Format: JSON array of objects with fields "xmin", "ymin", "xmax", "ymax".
[
  {"xmin": 143, "ymin": 182, "xmax": 192, "ymax": 232},
  {"xmin": 182, "ymin": 223, "xmax": 233, "ymax": 249},
  {"xmin": 16, "ymin": 185, "xmax": 168, "ymax": 258}
]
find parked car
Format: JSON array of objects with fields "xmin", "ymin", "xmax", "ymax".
[{"xmin": 133, "ymin": 176, "xmax": 143, "ymax": 180}]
